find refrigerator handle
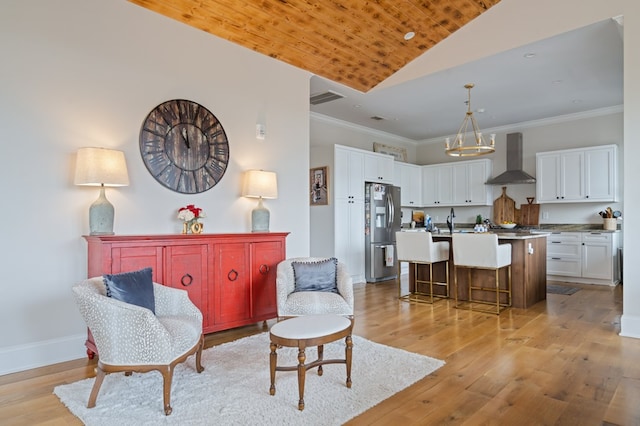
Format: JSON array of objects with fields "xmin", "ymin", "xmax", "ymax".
[{"xmin": 387, "ymin": 191, "xmax": 394, "ymax": 227}]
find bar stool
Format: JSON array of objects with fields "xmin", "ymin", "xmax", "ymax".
[
  {"xmin": 452, "ymin": 233, "xmax": 512, "ymax": 314},
  {"xmin": 395, "ymin": 231, "xmax": 450, "ymax": 304}
]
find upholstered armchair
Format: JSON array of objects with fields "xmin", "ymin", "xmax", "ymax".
[
  {"xmin": 275, "ymin": 257, "xmax": 354, "ymax": 319},
  {"xmin": 72, "ymin": 276, "xmax": 205, "ymax": 415}
]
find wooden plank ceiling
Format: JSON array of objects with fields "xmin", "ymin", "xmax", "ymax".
[{"xmin": 128, "ymin": 0, "xmax": 500, "ymax": 92}]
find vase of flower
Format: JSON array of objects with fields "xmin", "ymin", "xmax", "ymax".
[{"xmin": 178, "ymin": 204, "xmax": 206, "ymax": 234}]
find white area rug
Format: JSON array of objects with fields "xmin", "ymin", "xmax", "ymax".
[{"xmin": 54, "ymin": 333, "xmax": 444, "ymax": 425}]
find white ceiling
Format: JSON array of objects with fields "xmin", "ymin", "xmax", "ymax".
[{"xmin": 310, "ymin": 18, "xmax": 623, "ymax": 142}]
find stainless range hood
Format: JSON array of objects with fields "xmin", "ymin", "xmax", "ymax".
[{"xmin": 486, "ymin": 132, "xmax": 536, "ymax": 185}]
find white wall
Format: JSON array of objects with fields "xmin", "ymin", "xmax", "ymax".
[
  {"xmin": 0, "ymin": 0, "xmax": 311, "ymax": 374},
  {"xmin": 621, "ymin": 3, "xmax": 640, "ymax": 338}
]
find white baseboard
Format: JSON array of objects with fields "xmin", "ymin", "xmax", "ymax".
[
  {"xmin": 620, "ymin": 314, "xmax": 640, "ymax": 339},
  {"xmin": 0, "ymin": 334, "xmax": 87, "ymax": 376}
]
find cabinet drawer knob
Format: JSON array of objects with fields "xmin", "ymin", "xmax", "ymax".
[
  {"xmin": 228, "ymin": 269, "xmax": 239, "ymax": 281},
  {"xmin": 181, "ymin": 273, "xmax": 194, "ymax": 287},
  {"xmin": 259, "ymin": 264, "xmax": 269, "ymax": 275}
]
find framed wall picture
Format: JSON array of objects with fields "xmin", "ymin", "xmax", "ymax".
[
  {"xmin": 373, "ymin": 142, "xmax": 408, "ymax": 162},
  {"xmin": 310, "ymin": 166, "xmax": 329, "ymax": 206}
]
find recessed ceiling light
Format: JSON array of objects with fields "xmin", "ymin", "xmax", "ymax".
[
  {"xmin": 572, "ymin": 99, "xmax": 583, "ymax": 104},
  {"xmin": 524, "ymin": 53, "xmax": 536, "ymax": 59},
  {"xmin": 404, "ymin": 32, "xmax": 415, "ymax": 41},
  {"xmin": 354, "ymin": 104, "xmax": 361, "ymax": 108},
  {"xmin": 476, "ymin": 108, "xmax": 485, "ymax": 113}
]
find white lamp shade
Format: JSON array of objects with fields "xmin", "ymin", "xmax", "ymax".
[
  {"xmin": 74, "ymin": 147, "xmax": 129, "ymax": 187},
  {"xmin": 242, "ymin": 170, "xmax": 278, "ymax": 199}
]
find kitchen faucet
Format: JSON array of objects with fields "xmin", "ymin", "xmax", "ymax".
[{"xmin": 447, "ymin": 207, "xmax": 455, "ymax": 233}]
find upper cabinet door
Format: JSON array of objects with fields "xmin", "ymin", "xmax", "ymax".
[
  {"xmin": 584, "ymin": 146, "xmax": 617, "ymax": 201},
  {"xmin": 422, "ymin": 164, "xmax": 453, "ymax": 206},
  {"xmin": 395, "ymin": 162, "xmax": 422, "ymax": 206},
  {"xmin": 334, "ymin": 146, "xmax": 364, "ymax": 200},
  {"xmin": 363, "ymin": 152, "xmax": 394, "ymax": 183},
  {"xmin": 559, "ymin": 151, "xmax": 584, "ymax": 201},
  {"xmin": 536, "ymin": 153, "xmax": 561, "ymax": 202},
  {"xmin": 466, "ymin": 160, "xmax": 492, "ymax": 205}
]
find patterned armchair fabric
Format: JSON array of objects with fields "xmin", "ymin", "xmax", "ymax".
[
  {"xmin": 276, "ymin": 257, "xmax": 354, "ymax": 318},
  {"xmin": 72, "ymin": 277, "xmax": 204, "ymax": 415}
]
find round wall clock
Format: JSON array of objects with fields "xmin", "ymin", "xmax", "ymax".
[{"xmin": 139, "ymin": 99, "xmax": 229, "ymax": 194}]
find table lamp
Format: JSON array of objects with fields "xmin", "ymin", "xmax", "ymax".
[
  {"xmin": 74, "ymin": 147, "xmax": 129, "ymax": 235},
  {"xmin": 242, "ymin": 170, "xmax": 278, "ymax": 232}
]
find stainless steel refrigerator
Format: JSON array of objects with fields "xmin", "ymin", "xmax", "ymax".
[{"xmin": 365, "ymin": 183, "xmax": 402, "ymax": 283}]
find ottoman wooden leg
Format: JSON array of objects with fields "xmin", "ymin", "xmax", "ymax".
[
  {"xmin": 317, "ymin": 344, "xmax": 324, "ymax": 376},
  {"xmin": 269, "ymin": 341, "xmax": 277, "ymax": 396},
  {"xmin": 297, "ymin": 346, "xmax": 306, "ymax": 411},
  {"xmin": 345, "ymin": 335, "xmax": 353, "ymax": 388}
]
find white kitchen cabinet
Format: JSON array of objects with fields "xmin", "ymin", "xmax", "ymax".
[
  {"xmin": 452, "ymin": 159, "xmax": 493, "ymax": 205},
  {"xmin": 422, "ymin": 164, "xmax": 453, "ymax": 206},
  {"xmin": 581, "ymin": 232, "xmax": 616, "ymax": 281},
  {"xmin": 394, "ymin": 162, "xmax": 422, "ymax": 207},
  {"xmin": 546, "ymin": 232, "xmax": 582, "ymax": 277},
  {"xmin": 334, "ymin": 198, "xmax": 365, "ymax": 283},
  {"xmin": 334, "ymin": 145, "xmax": 364, "ymax": 201},
  {"xmin": 332, "ymin": 145, "xmax": 367, "ymax": 282},
  {"xmin": 536, "ymin": 145, "xmax": 617, "ymax": 203},
  {"xmin": 422, "ymin": 159, "xmax": 492, "ymax": 207},
  {"xmin": 584, "ymin": 146, "xmax": 617, "ymax": 201},
  {"xmin": 363, "ymin": 151, "xmax": 394, "ymax": 183},
  {"xmin": 545, "ymin": 230, "xmax": 619, "ymax": 285}
]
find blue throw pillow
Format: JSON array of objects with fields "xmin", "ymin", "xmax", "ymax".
[
  {"xmin": 103, "ymin": 267, "xmax": 155, "ymax": 314},
  {"xmin": 292, "ymin": 258, "xmax": 338, "ymax": 293}
]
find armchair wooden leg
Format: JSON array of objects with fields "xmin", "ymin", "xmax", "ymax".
[
  {"xmin": 161, "ymin": 365, "xmax": 173, "ymax": 416},
  {"xmin": 87, "ymin": 366, "xmax": 106, "ymax": 409},
  {"xmin": 195, "ymin": 335, "xmax": 205, "ymax": 373}
]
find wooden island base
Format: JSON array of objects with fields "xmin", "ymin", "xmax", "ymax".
[{"xmin": 409, "ymin": 234, "xmax": 547, "ymax": 309}]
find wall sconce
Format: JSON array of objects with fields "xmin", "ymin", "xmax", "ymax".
[
  {"xmin": 74, "ymin": 147, "xmax": 129, "ymax": 235},
  {"xmin": 242, "ymin": 170, "xmax": 278, "ymax": 232}
]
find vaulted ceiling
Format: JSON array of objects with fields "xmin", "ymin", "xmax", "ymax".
[{"xmin": 127, "ymin": 0, "xmax": 500, "ymax": 92}]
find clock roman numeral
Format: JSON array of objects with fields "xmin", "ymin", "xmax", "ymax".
[
  {"xmin": 140, "ymin": 137, "xmax": 165, "ymax": 154},
  {"xmin": 177, "ymin": 170, "xmax": 197, "ymax": 194},
  {"xmin": 212, "ymin": 143, "xmax": 229, "ymax": 159},
  {"xmin": 205, "ymin": 158, "xmax": 227, "ymax": 180},
  {"xmin": 158, "ymin": 103, "xmax": 178, "ymax": 126}
]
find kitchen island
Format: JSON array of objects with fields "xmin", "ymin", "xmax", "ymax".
[{"xmin": 408, "ymin": 231, "xmax": 548, "ymax": 309}]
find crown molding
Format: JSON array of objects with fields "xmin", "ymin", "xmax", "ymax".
[
  {"xmin": 311, "ymin": 106, "xmax": 623, "ymax": 147},
  {"xmin": 419, "ymin": 105, "xmax": 624, "ymax": 145},
  {"xmin": 310, "ymin": 112, "xmax": 418, "ymax": 145}
]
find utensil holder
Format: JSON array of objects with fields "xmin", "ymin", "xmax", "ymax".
[{"xmin": 603, "ymin": 218, "xmax": 617, "ymax": 230}]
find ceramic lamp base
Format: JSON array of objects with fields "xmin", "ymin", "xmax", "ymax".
[
  {"xmin": 251, "ymin": 198, "xmax": 270, "ymax": 232},
  {"xmin": 89, "ymin": 186, "xmax": 115, "ymax": 235}
]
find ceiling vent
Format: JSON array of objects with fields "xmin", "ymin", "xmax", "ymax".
[{"xmin": 310, "ymin": 90, "xmax": 345, "ymax": 105}]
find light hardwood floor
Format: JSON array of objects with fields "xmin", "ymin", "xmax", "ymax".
[{"xmin": 1, "ymin": 279, "xmax": 638, "ymax": 425}]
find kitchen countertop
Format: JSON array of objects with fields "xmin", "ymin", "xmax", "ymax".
[
  {"xmin": 402, "ymin": 223, "xmax": 620, "ymax": 234},
  {"xmin": 433, "ymin": 230, "xmax": 549, "ymax": 240}
]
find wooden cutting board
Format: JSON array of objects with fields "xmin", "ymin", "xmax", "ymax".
[
  {"xmin": 519, "ymin": 199, "xmax": 540, "ymax": 226},
  {"xmin": 493, "ymin": 187, "xmax": 516, "ymax": 225}
]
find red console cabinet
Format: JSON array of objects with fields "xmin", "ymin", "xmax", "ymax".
[{"xmin": 84, "ymin": 233, "xmax": 288, "ymax": 357}]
